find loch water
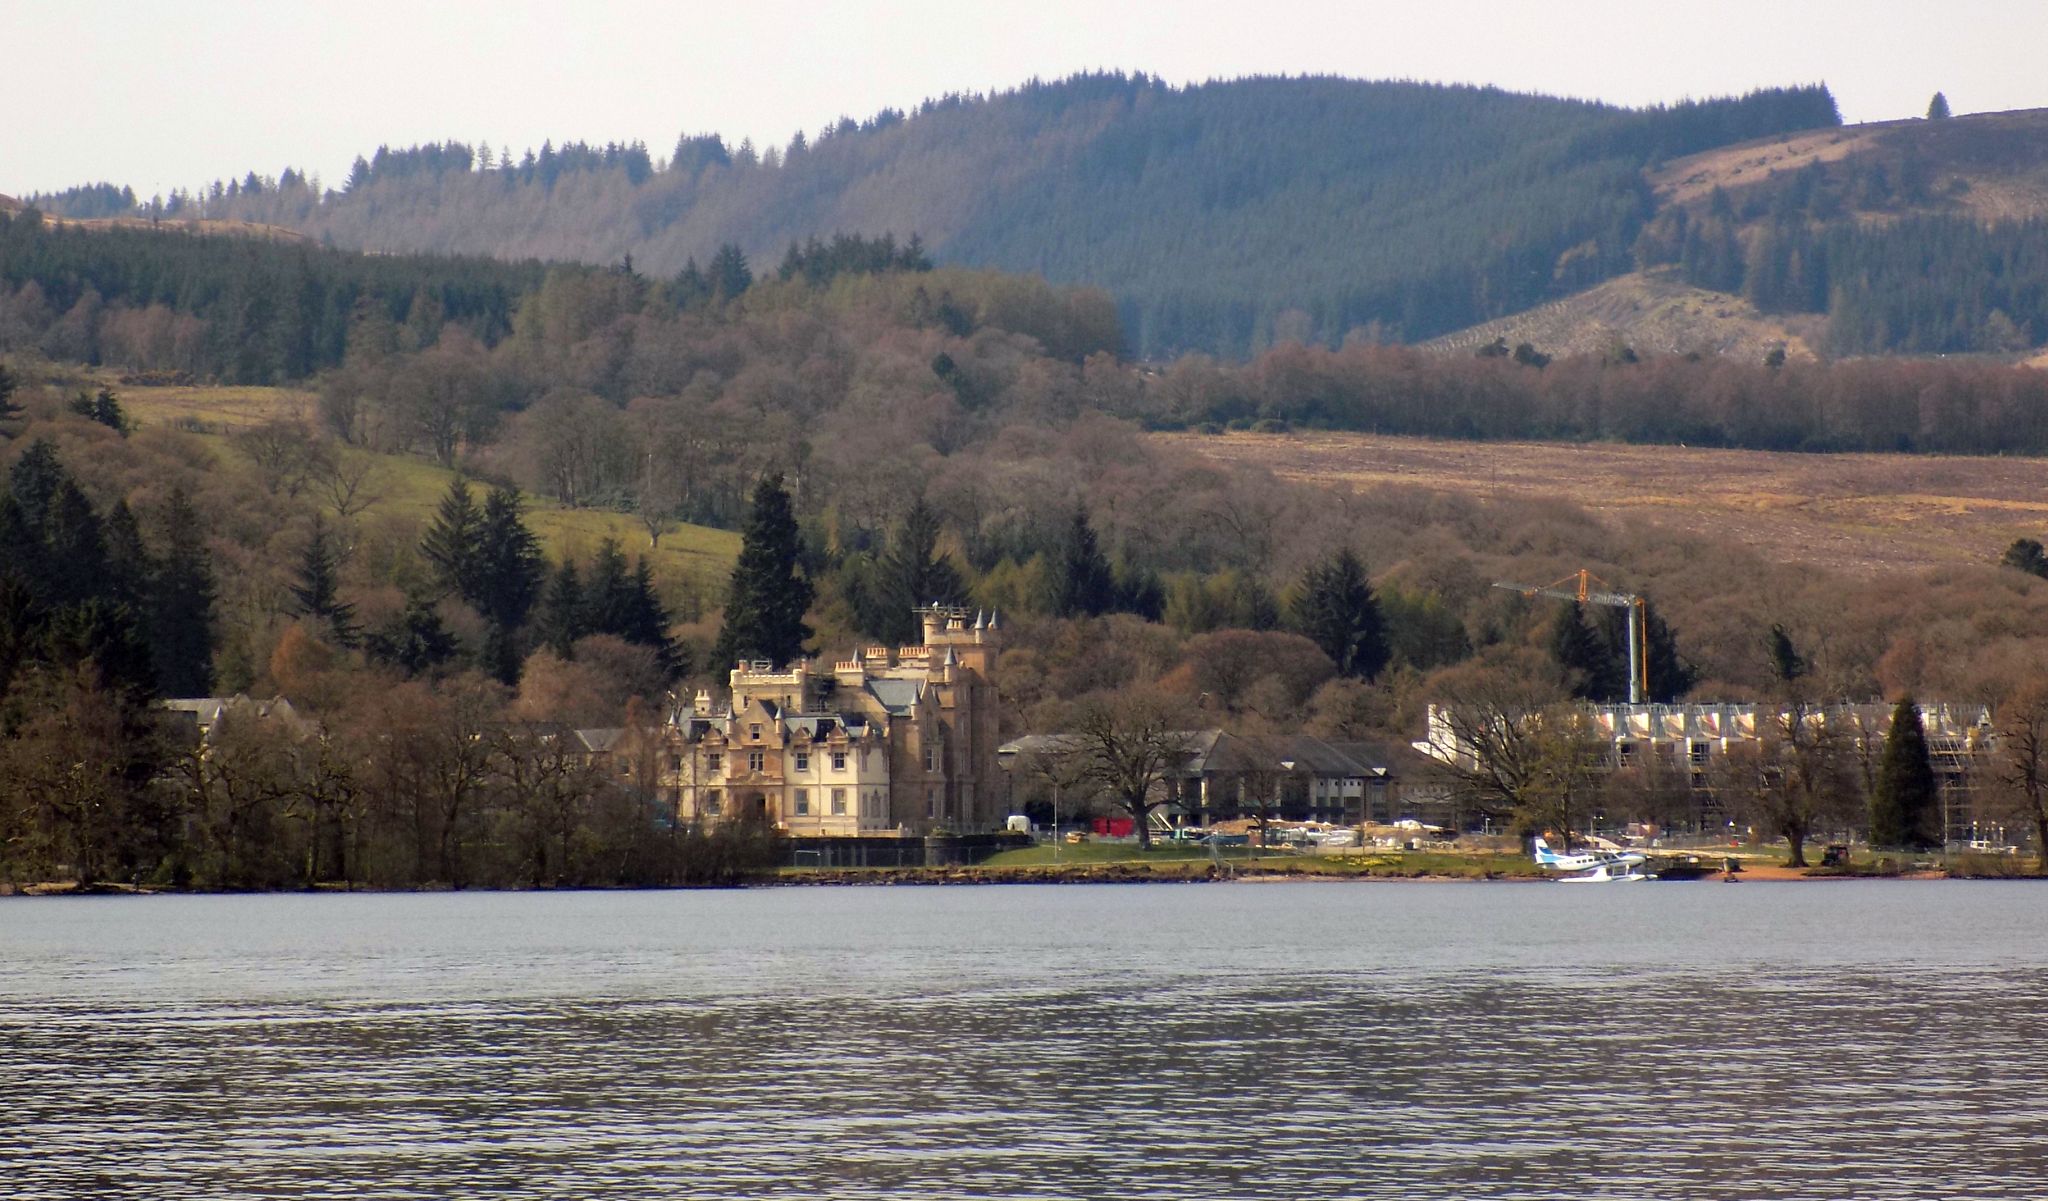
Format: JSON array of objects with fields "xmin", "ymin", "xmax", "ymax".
[{"xmin": 5, "ymin": 881, "xmax": 2046, "ymax": 1199}]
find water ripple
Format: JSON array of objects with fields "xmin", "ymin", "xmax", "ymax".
[{"xmin": 4, "ymin": 882, "xmax": 2046, "ymax": 1198}]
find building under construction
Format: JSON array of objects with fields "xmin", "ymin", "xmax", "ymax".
[{"xmin": 1417, "ymin": 700, "xmax": 1997, "ymax": 844}]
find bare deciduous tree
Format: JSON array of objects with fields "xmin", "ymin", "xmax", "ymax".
[{"xmin": 1062, "ymin": 688, "xmax": 1197, "ymax": 849}]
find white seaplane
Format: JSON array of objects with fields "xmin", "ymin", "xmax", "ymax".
[{"xmin": 1531, "ymin": 836, "xmax": 1654, "ymax": 883}]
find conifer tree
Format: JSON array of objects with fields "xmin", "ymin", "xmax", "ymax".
[
  {"xmin": 1871, "ymin": 697, "xmax": 1941, "ymax": 850},
  {"xmin": 10, "ymin": 439, "xmax": 67, "ymax": 539},
  {"xmin": 366, "ymin": 595, "xmax": 459, "ymax": 677},
  {"xmin": 622, "ymin": 558, "xmax": 684, "ymax": 679},
  {"xmin": 472, "ymin": 486, "xmax": 546, "ymax": 684},
  {"xmin": 1049, "ymin": 508, "xmax": 1116, "ymax": 619},
  {"xmin": 149, "ymin": 487, "xmax": 216, "ymax": 697},
  {"xmin": 291, "ymin": 514, "xmax": 357, "ymax": 646},
  {"xmin": 1926, "ymin": 92, "xmax": 1951, "ymax": 120},
  {"xmin": 420, "ymin": 477, "xmax": 483, "ymax": 602},
  {"xmin": 44, "ymin": 480, "xmax": 110, "ymax": 608},
  {"xmin": 1549, "ymin": 602, "xmax": 1621, "ymax": 701},
  {"xmin": 1768, "ymin": 624, "xmax": 1808, "ymax": 689},
  {"xmin": 714, "ymin": 475, "xmax": 812, "ymax": 668},
  {"xmin": 577, "ymin": 538, "xmax": 682, "ymax": 677},
  {"xmin": 1290, "ymin": 548, "xmax": 1389, "ymax": 679},
  {"xmin": 708, "ymin": 243, "xmax": 753, "ymax": 303},
  {"xmin": 0, "ymin": 362, "xmax": 21, "ymax": 425},
  {"xmin": 101, "ymin": 501, "xmax": 152, "ymax": 613},
  {"xmin": 864, "ymin": 498, "xmax": 967, "ymax": 644},
  {"xmin": 537, "ymin": 559, "xmax": 586, "ymax": 656}
]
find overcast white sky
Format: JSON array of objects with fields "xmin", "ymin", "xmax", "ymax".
[{"xmin": 4, "ymin": 0, "xmax": 2040, "ymax": 199}]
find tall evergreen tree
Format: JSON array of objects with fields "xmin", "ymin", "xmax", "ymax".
[
  {"xmin": 43, "ymin": 480, "xmax": 111, "ymax": 608},
  {"xmin": 420, "ymin": 477, "xmax": 483, "ymax": 602},
  {"xmin": 621, "ymin": 558, "xmax": 684, "ymax": 679},
  {"xmin": 149, "ymin": 487, "xmax": 216, "ymax": 697},
  {"xmin": 0, "ymin": 362, "xmax": 21, "ymax": 425},
  {"xmin": 1289, "ymin": 548, "xmax": 1389, "ymax": 679},
  {"xmin": 1926, "ymin": 92, "xmax": 1951, "ymax": 120},
  {"xmin": 1871, "ymin": 697, "xmax": 1942, "ymax": 851},
  {"xmin": 1767, "ymin": 624, "xmax": 1808, "ymax": 689},
  {"xmin": 1049, "ymin": 508, "xmax": 1116, "ymax": 619},
  {"xmin": 100, "ymin": 500, "xmax": 153, "ymax": 623},
  {"xmin": 1550, "ymin": 602, "xmax": 1622, "ymax": 701},
  {"xmin": 583, "ymin": 538, "xmax": 636, "ymax": 640},
  {"xmin": 714, "ymin": 474, "xmax": 812, "ymax": 668},
  {"xmin": 365, "ymin": 594, "xmax": 459, "ymax": 677},
  {"xmin": 708, "ymin": 243, "xmax": 753, "ymax": 302},
  {"xmin": 865, "ymin": 498, "xmax": 967, "ymax": 644},
  {"xmin": 472, "ymin": 486, "xmax": 546, "ymax": 684},
  {"xmin": 291, "ymin": 514, "xmax": 357, "ymax": 646},
  {"xmin": 537, "ymin": 559, "xmax": 586, "ymax": 656},
  {"xmin": 1595, "ymin": 605, "xmax": 1695, "ymax": 702},
  {"xmin": 578, "ymin": 538, "xmax": 682, "ymax": 677},
  {"xmin": 9, "ymin": 439, "xmax": 68, "ymax": 542}
]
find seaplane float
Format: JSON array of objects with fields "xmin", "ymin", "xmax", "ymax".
[{"xmin": 1531, "ymin": 836, "xmax": 1654, "ymax": 883}]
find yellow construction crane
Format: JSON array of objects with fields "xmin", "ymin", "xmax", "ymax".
[{"xmin": 1493, "ymin": 569, "xmax": 1650, "ymax": 704}]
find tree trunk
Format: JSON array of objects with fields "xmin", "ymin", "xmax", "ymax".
[
  {"xmin": 1785, "ymin": 829, "xmax": 1808, "ymax": 868},
  {"xmin": 1131, "ymin": 798, "xmax": 1152, "ymax": 849}
]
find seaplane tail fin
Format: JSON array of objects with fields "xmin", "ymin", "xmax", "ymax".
[{"xmin": 1531, "ymin": 837, "xmax": 1558, "ymax": 865}]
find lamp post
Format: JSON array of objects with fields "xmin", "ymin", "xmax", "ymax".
[{"xmin": 1278, "ymin": 759, "xmax": 1295, "ymax": 852}]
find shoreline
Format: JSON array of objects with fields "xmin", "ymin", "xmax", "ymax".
[{"xmin": 1, "ymin": 861, "xmax": 2029, "ymax": 895}]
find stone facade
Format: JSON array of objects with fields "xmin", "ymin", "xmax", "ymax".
[{"xmin": 658, "ymin": 606, "xmax": 1006, "ymax": 835}]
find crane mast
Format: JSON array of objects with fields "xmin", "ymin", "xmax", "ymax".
[{"xmin": 1493, "ymin": 569, "xmax": 1650, "ymax": 704}]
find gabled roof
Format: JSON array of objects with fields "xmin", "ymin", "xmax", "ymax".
[
  {"xmin": 865, "ymin": 678, "xmax": 923, "ymax": 716},
  {"xmin": 160, "ymin": 695, "xmax": 308, "ymax": 741},
  {"xmin": 574, "ymin": 728, "xmax": 625, "ymax": 753}
]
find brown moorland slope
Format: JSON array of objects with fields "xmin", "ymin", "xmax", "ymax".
[
  {"xmin": 1650, "ymin": 107, "xmax": 2048, "ymax": 222},
  {"xmin": 1420, "ymin": 267, "xmax": 1820, "ymax": 361},
  {"xmin": 1158, "ymin": 430, "xmax": 2048, "ymax": 578}
]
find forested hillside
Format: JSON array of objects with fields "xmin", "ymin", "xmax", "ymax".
[
  {"xmin": 1445, "ymin": 107, "xmax": 2048, "ymax": 358},
  {"xmin": 26, "ymin": 74, "xmax": 1840, "ymax": 358},
  {"xmin": 16, "ymin": 214, "xmax": 2048, "ymax": 887}
]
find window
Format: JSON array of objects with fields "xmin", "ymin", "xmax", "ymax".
[
  {"xmin": 794, "ymin": 752, "xmax": 810, "ymax": 773},
  {"xmin": 794, "ymin": 789, "xmax": 810, "ymax": 815},
  {"xmin": 926, "ymin": 789, "xmax": 936, "ymax": 819},
  {"xmin": 666, "ymin": 754, "xmax": 682, "ymax": 773},
  {"xmin": 749, "ymin": 724, "xmax": 762, "ymax": 741},
  {"xmin": 832, "ymin": 752, "xmax": 847, "ymax": 772},
  {"xmin": 706, "ymin": 753, "xmax": 722, "ymax": 773},
  {"xmin": 924, "ymin": 745, "xmax": 937, "ymax": 772},
  {"xmin": 831, "ymin": 788, "xmax": 847, "ymax": 815},
  {"xmin": 704, "ymin": 789, "xmax": 722, "ymax": 816},
  {"xmin": 747, "ymin": 750, "xmax": 765, "ymax": 773}
]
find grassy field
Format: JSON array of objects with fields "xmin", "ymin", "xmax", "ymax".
[
  {"xmin": 116, "ymin": 382, "xmax": 740, "ymax": 593},
  {"xmin": 1159, "ymin": 429, "xmax": 2048, "ymax": 577}
]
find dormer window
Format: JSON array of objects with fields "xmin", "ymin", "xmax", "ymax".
[{"xmin": 750, "ymin": 724, "xmax": 762, "ymax": 741}]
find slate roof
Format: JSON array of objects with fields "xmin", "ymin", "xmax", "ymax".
[{"xmin": 864, "ymin": 678, "xmax": 923, "ymax": 716}]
